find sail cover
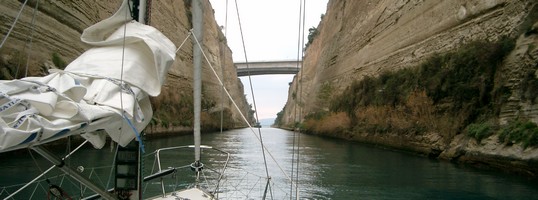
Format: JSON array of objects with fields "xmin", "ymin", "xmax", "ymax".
[{"xmin": 0, "ymin": 0, "xmax": 176, "ymax": 152}]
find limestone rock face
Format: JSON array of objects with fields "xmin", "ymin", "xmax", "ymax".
[
  {"xmin": 0, "ymin": 1, "xmax": 118, "ymax": 76},
  {"xmin": 282, "ymin": 0, "xmax": 537, "ymax": 126},
  {"xmin": 498, "ymin": 21, "xmax": 538, "ymax": 125},
  {"xmin": 281, "ymin": 0, "xmax": 538, "ymax": 174},
  {"xmin": 0, "ymin": 0, "xmax": 251, "ymax": 133}
]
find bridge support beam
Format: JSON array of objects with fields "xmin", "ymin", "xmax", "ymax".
[{"xmin": 235, "ymin": 60, "xmax": 302, "ymax": 76}]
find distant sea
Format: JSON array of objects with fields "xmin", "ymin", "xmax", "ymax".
[{"xmin": 258, "ymin": 118, "xmax": 275, "ymax": 127}]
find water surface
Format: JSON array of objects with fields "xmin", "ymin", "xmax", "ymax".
[{"xmin": 1, "ymin": 128, "xmax": 537, "ymax": 199}]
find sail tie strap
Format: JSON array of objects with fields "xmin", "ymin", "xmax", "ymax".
[
  {"xmin": 0, "ymin": 91, "xmax": 36, "ymax": 129},
  {"xmin": 106, "ymin": 77, "xmax": 145, "ymax": 123},
  {"xmin": 0, "ymin": 91, "xmax": 24, "ymax": 113},
  {"xmin": 122, "ymin": 112, "xmax": 145, "ymax": 153}
]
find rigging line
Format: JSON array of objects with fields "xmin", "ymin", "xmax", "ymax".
[
  {"xmin": 216, "ymin": 0, "xmax": 230, "ymax": 139},
  {"xmin": 105, "ymin": 144, "xmax": 120, "ymax": 190},
  {"xmin": 0, "ymin": 0, "xmax": 29, "ymax": 49},
  {"xmin": 175, "ymin": 31, "xmax": 192, "ymax": 54},
  {"xmin": 11, "ymin": 0, "xmax": 31, "ymax": 79},
  {"xmin": 4, "ymin": 141, "xmax": 89, "ymax": 200},
  {"xmin": 117, "ymin": 1, "xmax": 145, "ymax": 153},
  {"xmin": 233, "ymin": 0, "xmax": 259, "ymax": 125},
  {"xmin": 66, "ymin": 136, "xmax": 71, "ymax": 177},
  {"xmin": 118, "ymin": 1, "xmax": 132, "ymax": 148},
  {"xmin": 191, "ymin": 31, "xmax": 298, "ymax": 191},
  {"xmin": 291, "ymin": 0, "xmax": 304, "ymax": 198},
  {"xmin": 117, "ymin": 0, "xmax": 131, "ymax": 145},
  {"xmin": 28, "ymin": 146, "xmax": 46, "ymax": 176},
  {"xmin": 292, "ymin": 0, "xmax": 307, "ymax": 199},
  {"xmin": 296, "ymin": 1, "xmax": 307, "ymax": 199},
  {"xmin": 219, "ymin": 0, "xmax": 230, "ymax": 136},
  {"xmin": 225, "ymin": 0, "xmax": 229, "ymax": 37},
  {"xmin": 232, "ymin": 1, "xmax": 272, "ymax": 191},
  {"xmin": 24, "ymin": 0, "xmax": 40, "ymax": 78}
]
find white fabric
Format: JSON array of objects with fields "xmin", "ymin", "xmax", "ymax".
[
  {"xmin": 66, "ymin": 0, "xmax": 176, "ymax": 97},
  {"xmin": 0, "ymin": 0, "xmax": 176, "ymax": 152}
]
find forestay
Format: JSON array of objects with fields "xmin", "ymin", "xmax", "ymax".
[{"xmin": 0, "ymin": 0, "xmax": 176, "ymax": 153}]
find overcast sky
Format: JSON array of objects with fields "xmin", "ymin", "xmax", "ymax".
[{"xmin": 209, "ymin": 0, "xmax": 328, "ymax": 120}]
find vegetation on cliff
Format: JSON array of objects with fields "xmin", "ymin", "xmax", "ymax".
[
  {"xmin": 0, "ymin": 49, "xmax": 67, "ymax": 79},
  {"xmin": 148, "ymin": 86, "xmax": 241, "ymax": 133},
  {"xmin": 0, "ymin": 50, "xmax": 20, "ymax": 80},
  {"xmin": 51, "ymin": 52, "xmax": 67, "ymax": 69},
  {"xmin": 295, "ymin": 37, "xmax": 538, "ymax": 148},
  {"xmin": 304, "ymin": 14, "xmax": 324, "ymax": 49}
]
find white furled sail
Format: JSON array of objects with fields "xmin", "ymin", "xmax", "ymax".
[{"xmin": 0, "ymin": 0, "xmax": 176, "ymax": 153}]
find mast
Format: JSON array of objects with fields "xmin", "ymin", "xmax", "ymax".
[
  {"xmin": 192, "ymin": 0, "xmax": 203, "ymax": 168},
  {"xmin": 138, "ymin": 0, "xmax": 147, "ymax": 24}
]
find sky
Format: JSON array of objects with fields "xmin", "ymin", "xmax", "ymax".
[{"xmin": 209, "ymin": 0, "xmax": 328, "ymax": 120}]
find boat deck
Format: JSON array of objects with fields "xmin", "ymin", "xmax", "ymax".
[{"xmin": 149, "ymin": 188, "xmax": 214, "ymax": 200}]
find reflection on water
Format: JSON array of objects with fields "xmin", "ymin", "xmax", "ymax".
[{"xmin": 1, "ymin": 127, "xmax": 538, "ymax": 199}]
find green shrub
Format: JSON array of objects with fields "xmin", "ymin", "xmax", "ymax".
[
  {"xmin": 498, "ymin": 120, "xmax": 538, "ymax": 148},
  {"xmin": 467, "ymin": 123, "xmax": 493, "ymax": 142},
  {"xmin": 306, "ymin": 26, "xmax": 319, "ymax": 48},
  {"xmin": 274, "ymin": 109, "xmax": 285, "ymax": 126},
  {"xmin": 329, "ymin": 37, "xmax": 516, "ymax": 137},
  {"xmin": 0, "ymin": 50, "xmax": 26, "ymax": 79},
  {"xmin": 304, "ymin": 110, "xmax": 329, "ymax": 121},
  {"xmin": 317, "ymin": 82, "xmax": 333, "ymax": 107},
  {"xmin": 51, "ymin": 52, "xmax": 67, "ymax": 69},
  {"xmin": 0, "ymin": 57, "xmax": 14, "ymax": 80}
]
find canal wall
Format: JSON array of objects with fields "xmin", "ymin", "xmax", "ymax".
[
  {"xmin": 0, "ymin": 0, "xmax": 253, "ymax": 134},
  {"xmin": 280, "ymin": 0, "xmax": 538, "ymax": 175}
]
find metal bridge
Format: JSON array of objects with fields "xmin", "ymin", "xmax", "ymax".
[{"xmin": 235, "ymin": 60, "xmax": 301, "ymax": 76}]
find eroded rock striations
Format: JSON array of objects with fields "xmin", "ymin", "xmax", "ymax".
[
  {"xmin": 281, "ymin": 0, "xmax": 538, "ymax": 175},
  {"xmin": 0, "ymin": 0, "xmax": 252, "ymax": 134}
]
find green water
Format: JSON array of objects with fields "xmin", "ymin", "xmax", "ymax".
[{"xmin": 1, "ymin": 128, "xmax": 537, "ymax": 199}]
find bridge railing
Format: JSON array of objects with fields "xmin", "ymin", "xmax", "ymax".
[{"xmin": 234, "ymin": 60, "xmax": 302, "ymax": 76}]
